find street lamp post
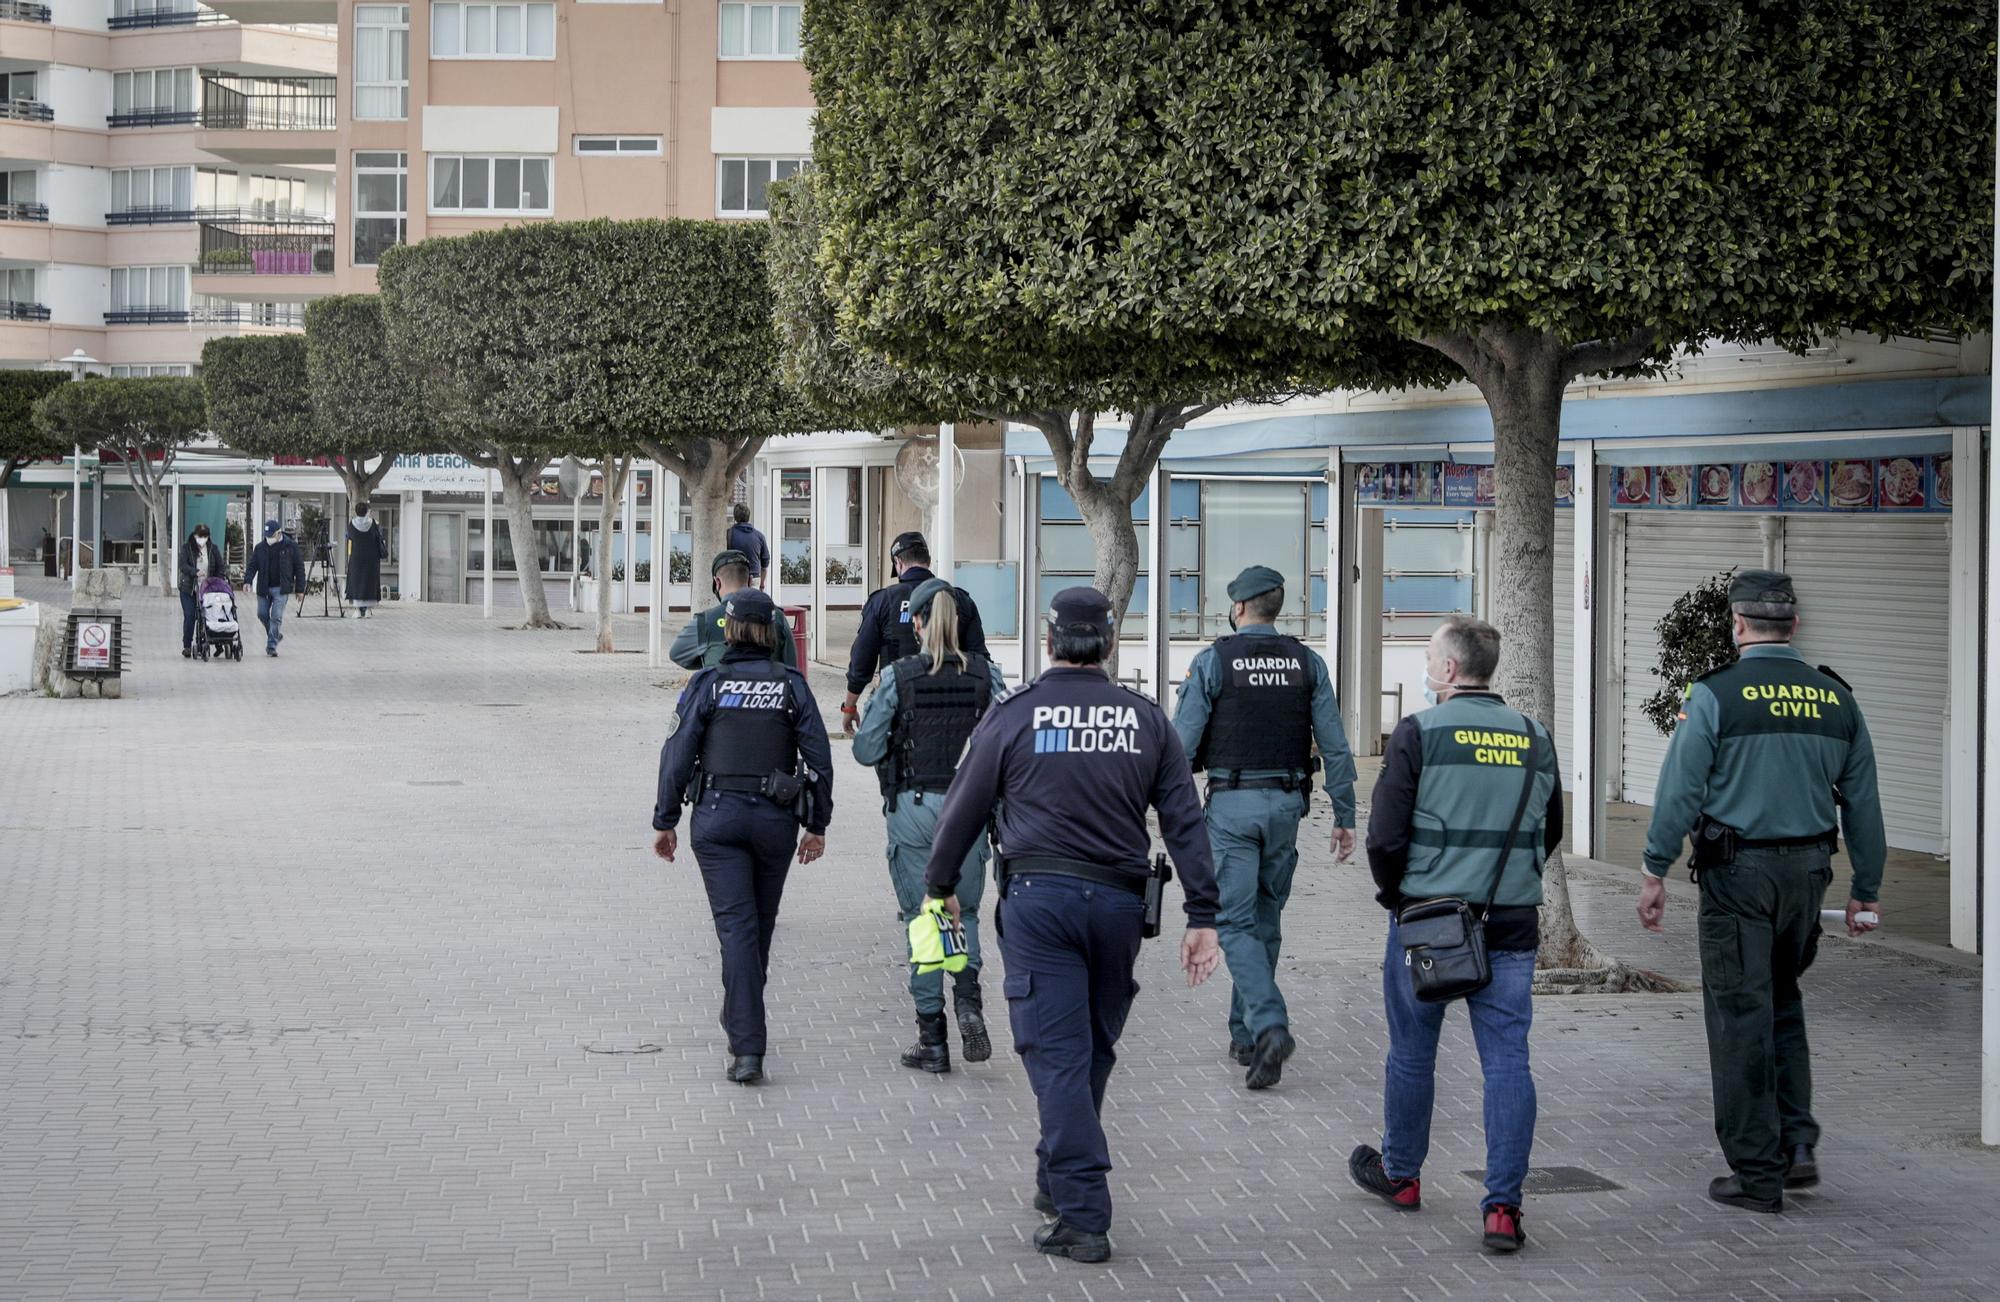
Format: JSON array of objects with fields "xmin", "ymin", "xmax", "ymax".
[{"xmin": 62, "ymin": 350, "xmax": 97, "ymax": 592}]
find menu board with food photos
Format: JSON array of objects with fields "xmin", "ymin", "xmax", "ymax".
[{"xmin": 1353, "ymin": 456, "xmax": 1951, "ymax": 513}]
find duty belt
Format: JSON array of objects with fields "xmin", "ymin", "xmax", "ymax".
[
  {"xmin": 1000, "ymin": 854, "xmax": 1148, "ymax": 897},
  {"xmin": 704, "ymin": 774, "xmax": 770, "ymax": 794},
  {"xmin": 1740, "ymin": 829, "xmax": 1838, "ymax": 851},
  {"xmin": 1207, "ymin": 774, "xmax": 1305, "ymax": 794}
]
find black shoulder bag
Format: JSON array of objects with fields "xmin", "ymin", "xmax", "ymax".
[{"xmin": 1396, "ymin": 736, "xmax": 1538, "ymax": 1004}]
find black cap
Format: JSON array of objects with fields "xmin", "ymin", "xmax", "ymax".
[
  {"xmin": 1226, "ymin": 565, "xmax": 1285, "ymax": 602},
  {"xmin": 723, "ymin": 587, "xmax": 779, "ymax": 625},
  {"xmin": 909, "ymin": 577, "xmax": 952, "ymax": 620},
  {"xmin": 1048, "ymin": 586, "xmax": 1113, "ymax": 639},
  {"xmin": 711, "ymin": 548, "xmax": 751, "ymax": 576},
  {"xmin": 1728, "ymin": 568, "xmax": 1797, "ymax": 608},
  {"xmin": 890, "ymin": 531, "xmax": 928, "ymax": 560}
]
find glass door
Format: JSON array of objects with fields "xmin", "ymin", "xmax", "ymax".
[{"xmin": 814, "ymin": 465, "xmax": 868, "ymax": 660}]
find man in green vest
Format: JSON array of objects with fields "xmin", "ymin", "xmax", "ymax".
[
  {"xmin": 1349, "ymin": 615, "xmax": 1562, "ymax": 1256},
  {"xmin": 670, "ymin": 550, "xmax": 798, "ymax": 670},
  {"xmin": 1637, "ymin": 568, "xmax": 1885, "ymax": 1214},
  {"xmin": 1173, "ymin": 564, "xmax": 1357, "ymax": 1090}
]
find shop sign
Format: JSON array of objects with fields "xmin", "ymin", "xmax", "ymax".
[
  {"xmin": 1354, "ymin": 455, "xmax": 1952, "ymax": 514},
  {"xmin": 380, "ymin": 454, "xmax": 490, "ymax": 493}
]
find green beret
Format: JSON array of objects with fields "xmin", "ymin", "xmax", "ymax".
[
  {"xmin": 711, "ymin": 549, "xmax": 751, "ymax": 576},
  {"xmin": 909, "ymin": 577, "xmax": 952, "ymax": 619},
  {"xmin": 1728, "ymin": 568, "xmax": 1796, "ymax": 607},
  {"xmin": 1226, "ymin": 565, "xmax": 1286, "ymax": 602}
]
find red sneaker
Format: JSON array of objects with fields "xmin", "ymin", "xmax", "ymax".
[
  {"xmin": 1348, "ymin": 1145, "xmax": 1421, "ymax": 1209},
  {"xmin": 1482, "ymin": 1204, "xmax": 1526, "ymax": 1254}
]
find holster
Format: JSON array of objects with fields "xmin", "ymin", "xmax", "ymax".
[{"xmin": 1689, "ymin": 814, "xmax": 1738, "ymax": 881}]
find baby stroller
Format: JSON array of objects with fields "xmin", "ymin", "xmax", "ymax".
[{"xmin": 195, "ymin": 576, "xmax": 243, "ymax": 662}]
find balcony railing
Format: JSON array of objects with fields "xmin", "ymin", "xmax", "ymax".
[
  {"xmin": 194, "ymin": 301, "xmax": 306, "ymax": 328},
  {"xmin": 106, "ymin": 307, "xmax": 191, "ymax": 325},
  {"xmin": 109, "ymin": 6, "xmax": 232, "ymax": 29},
  {"xmin": 110, "ymin": 204, "xmax": 332, "ymax": 227},
  {"xmin": 0, "ymin": 2, "xmax": 52, "ymax": 23},
  {"xmin": 0, "ymin": 300, "xmax": 50, "ymax": 321},
  {"xmin": 199, "ymin": 75, "xmax": 335, "ymax": 131},
  {"xmin": 0, "ymin": 200, "xmax": 47, "ymax": 222},
  {"xmin": 199, "ymin": 219, "xmax": 335, "ymax": 275},
  {"xmin": 108, "ymin": 108, "xmax": 199, "ymax": 129},
  {"xmin": 0, "ymin": 99, "xmax": 54, "ymax": 123}
]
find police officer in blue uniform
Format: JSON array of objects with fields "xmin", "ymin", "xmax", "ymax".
[
  {"xmin": 653, "ymin": 587, "xmax": 835, "ymax": 1085},
  {"xmin": 840, "ymin": 531, "xmax": 988, "ymax": 734},
  {"xmin": 1173, "ymin": 564, "xmax": 1357, "ymax": 1089},
  {"xmin": 669, "ymin": 550, "xmax": 798, "ymax": 670},
  {"xmin": 925, "ymin": 587, "xmax": 1222, "ymax": 1264}
]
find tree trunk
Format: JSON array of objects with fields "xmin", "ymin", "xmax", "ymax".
[
  {"xmin": 1468, "ymin": 329, "xmax": 1611, "ymax": 973},
  {"xmin": 593, "ymin": 454, "xmax": 632, "ymax": 653},
  {"xmin": 332, "ymin": 453, "xmax": 395, "ymax": 513},
  {"xmin": 495, "ymin": 455, "xmax": 560, "ymax": 628},
  {"xmin": 1067, "ymin": 475, "xmax": 1143, "ymax": 673},
  {"xmin": 642, "ymin": 436, "xmax": 765, "ymax": 603}
]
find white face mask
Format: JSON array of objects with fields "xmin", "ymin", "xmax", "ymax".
[{"xmin": 1421, "ymin": 669, "xmax": 1447, "ymax": 707}]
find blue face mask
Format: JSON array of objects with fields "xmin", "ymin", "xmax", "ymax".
[{"xmin": 1421, "ymin": 671, "xmax": 1446, "ymax": 707}]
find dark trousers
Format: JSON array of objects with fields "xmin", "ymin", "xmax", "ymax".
[
  {"xmin": 691, "ymin": 793, "xmax": 798, "ymax": 1056},
  {"xmin": 179, "ymin": 590, "xmax": 198, "ymax": 648},
  {"xmin": 1698, "ymin": 844, "xmax": 1832, "ymax": 1200},
  {"xmin": 999, "ymin": 873, "xmax": 1145, "ymax": 1235}
]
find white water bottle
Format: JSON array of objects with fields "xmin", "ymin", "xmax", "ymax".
[{"xmin": 1821, "ymin": 909, "xmax": 1880, "ymax": 928}]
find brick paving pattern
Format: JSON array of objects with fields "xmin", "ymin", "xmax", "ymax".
[{"xmin": 2, "ymin": 577, "xmax": 1996, "ymax": 1301}]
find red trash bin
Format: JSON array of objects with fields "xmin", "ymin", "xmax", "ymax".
[{"xmin": 783, "ymin": 604, "xmax": 809, "ymax": 666}]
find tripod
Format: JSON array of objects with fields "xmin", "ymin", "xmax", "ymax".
[{"xmin": 295, "ymin": 547, "xmax": 347, "ymax": 619}]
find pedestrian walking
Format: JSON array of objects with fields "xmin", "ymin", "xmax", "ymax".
[
  {"xmin": 840, "ymin": 531, "xmax": 987, "ymax": 734},
  {"xmin": 1173, "ymin": 564, "xmax": 1357, "ymax": 1088},
  {"xmin": 726, "ymin": 504, "xmax": 771, "ymax": 589},
  {"xmin": 852, "ymin": 578, "xmax": 1007, "ymax": 1074},
  {"xmin": 1636, "ymin": 569, "xmax": 1885, "ymax": 1213},
  {"xmin": 669, "ymin": 550, "xmax": 798, "ymax": 670},
  {"xmin": 175, "ymin": 523, "xmax": 224, "ymax": 658},
  {"xmin": 1350, "ymin": 615, "xmax": 1562, "ymax": 1256},
  {"xmin": 345, "ymin": 504, "xmax": 387, "ymax": 617},
  {"xmin": 653, "ymin": 587, "xmax": 834, "ymax": 1085},
  {"xmin": 924, "ymin": 586, "xmax": 1221, "ymax": 1264},
  {"xmin": 241, "ymin": 520, "xmax": 305, "ymax": 657}
]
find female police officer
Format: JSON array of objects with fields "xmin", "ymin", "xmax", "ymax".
[
  {"xmin": 653, "ymin": 587, "xmax": 835, "ymax": 1084},
  {"xmin": 852, "ymin": 578, "xmax": 1008, "ymax": 1074}
]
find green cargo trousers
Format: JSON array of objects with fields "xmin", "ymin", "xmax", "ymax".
[{"xmin": 1697, "ymin": 843, "xmax": 1833, "ymax": 1201}]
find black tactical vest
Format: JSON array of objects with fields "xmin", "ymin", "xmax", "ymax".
[
  {"xmin": 874, "ymin": 580, "xmax": 921, "ymax": 670},
  {"xmin": 882, "ymin": 653, "xmax": 993, "ymax": 800},
  {"xmin": 1196, "ymin": 634, "xmax": 1314, "ymax": 772},
  {"xmin": 696, "ymin": 602, "xmax": 783, "ymax": 669},
  {"xmin": 699, "ymin": 659, "xmax": 798, "ymax": 777}
]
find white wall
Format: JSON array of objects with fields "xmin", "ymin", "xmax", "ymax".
[
  {"xmin": 44, "ymin": 263, "xmax": 107, "ymax": 325},
  {"xmin": 42, "ymin": 163, "xmax": 107, "ymax": 227},
  {"xmin": 49, "ymin": 66, "xmax": 111, "ymax": 130}
]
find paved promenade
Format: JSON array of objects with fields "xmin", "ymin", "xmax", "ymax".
[{"xmin": 2, "ymin": 578, "xmax": 1995, "ymax": 1301}]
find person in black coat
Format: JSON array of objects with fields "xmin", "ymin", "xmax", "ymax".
[
  {"xmin": 243, "ymin": 521, "xmax": 306, "ymax": 657},
  {"xmin": 175, "ymin": 524, "xmax": 225, "ymax": 657},
  {"xmin": 345, "ymin": 503, "xmax": 388, "ymax": 617}
]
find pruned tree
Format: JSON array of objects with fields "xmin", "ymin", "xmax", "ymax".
[
  {"xmin": 0, "ymin": 370, "xmax": 71, "ymax": 555},
  {"xmin": 802, "ymin": 0, "xmax": 1993, "ymax": 985},
  {"xmin": 304, "ymin": 294, "xmax": 427, "ymax": 509},
  {"xmin": 379, "ymin": 219, "xmax": 820, "ymax": 635},
  {"xmin": 33, "ymin": 377, "xmax": 206, "ymax": 595}
]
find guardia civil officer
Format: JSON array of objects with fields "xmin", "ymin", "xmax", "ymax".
[
  {"xmin": 1173, "ymin": 565, "xmax": 1358, "ymax": 1089},
  {"xmin": 653, "ymin": 587, "xmax": 834, "ymax": 1085},
  {"xmin": 669, "ymin": 549, "xmax": 798, "ymax": 670},
  {"xmin": 1636, "ymin": 569, "xmax": 1884, "ymax": 1213},
  {"xmin": 852, "ymin": 577, "xmax": 1008, "ymax": 1073},
  {"xmin": 925, "ymin": 587, "xmax": 1222, "ymax": 1264},
  {"xmin": 840, "ymin": 531, "xmax": 988, "ymax": 734},
  {"xmin": 1350, "ymin": 616, "xmax": 1562, "ymax": 1256}
]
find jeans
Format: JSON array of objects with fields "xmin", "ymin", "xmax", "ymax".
[
  {"xmin": 257, "ymin": 589, "xmax": 287, "ymax": 651},
  {"xmin": 179, "ymin": 590, "xmax": 198, "ymax": 649},
  {"xmin": 1380, "ymin": 920, "xmax": 1537, "ymax": 1209},
  {"xmin": 885, "ymin": 789, "xmax": 986, "ymax": 1015},
  {"xmin": 1208, "ymin": 787, "xmax": 1306, "ymax": 1042}
]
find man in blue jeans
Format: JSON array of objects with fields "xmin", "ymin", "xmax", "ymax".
[
  {"xmin": 242, "ymin": 520, "xmax": 305, "ymax": 657},
  {"xmin": 1350, "ymin": 616, "xmax": 1563, "ymax": 1255}
]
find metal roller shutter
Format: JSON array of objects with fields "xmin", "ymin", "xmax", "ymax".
[
  {"xmin": 1785, "ymin": 517, "xmax": 1948, "ymax": 853},
  {"xmin": 1618, "ymin": 515, "xmax": 1766, "ymax": 804},
  {"xmin": 1551, "ymin": 512, "xmax": 1574, "ymax": 789}
]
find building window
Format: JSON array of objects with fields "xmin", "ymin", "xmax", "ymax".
[
  {"xmin": 719, "ymin": 2, "xmax": 800, "ymax": 57},
  {"xmin": 0, "ymin": 169, "xmax": 40, "ymax": 221},
  {"xmin": 1, "ymin": 267, "xmax": 37, "ymax": 307},
  {"xmin": 354, "ymin": 5, "xmax": 410, "ymax": 121},
  {"xmin": 431, "ymin": 2, "xmax": 556, "ymax": 59},
  {"xmin": 574, "ymin": 135, "xmax": 662, "ymax": 156},
  {"xmin": 110, "ymin": 166, "xmax": 194, "ymax": 221},
  {"xmin": 108, "ymin": 364, "xmax": 194, "ymax": 378},
  {"xmin": 1035, "ymin": 477, "xmax": 1150, "ymax": 632},
  {"xmin": 109, "ymin": 265, "xmax": 191, "ymax": 323},
  {"xmin": 716, "ymin": 157, "xmax": 807, "ymax": 217},
  {"xmin": 430, "ymin": 155, "xmax": 552, "ymax": 215},
  {"xmin": 353, "ymin": 152, "xmax": 407, "ymax": 266},
  {"xmin": 111, "ymin": 68, "xmax": 197, "ymax": 127}
]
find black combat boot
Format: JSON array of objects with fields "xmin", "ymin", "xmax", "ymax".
[
  {"xmin": 900, "ymin": 1012, "xmax": 951, "ymax": 1074},
  {"xmin": 953, "ymin": 979, "xmax": 993, "ymax": 1063}
]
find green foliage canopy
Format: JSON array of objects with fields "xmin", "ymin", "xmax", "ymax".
[
  {"xmin": 1643, "ymin": 569, "xmax": 1740, "ymax": 736},
  {"xmin": 305, "ymin": 294, "xmax": 428, "ymax": 460},
  {"xmin": 34, "ymin": 375, "xmax": 206, "ymax": 454},
  {"xmin": 202, "ymin": 335, "xmax": 313, "ymax": 457},
  {"xmin": 0, "ymin": 370, "xmax": 74, "ymax": 482}
]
